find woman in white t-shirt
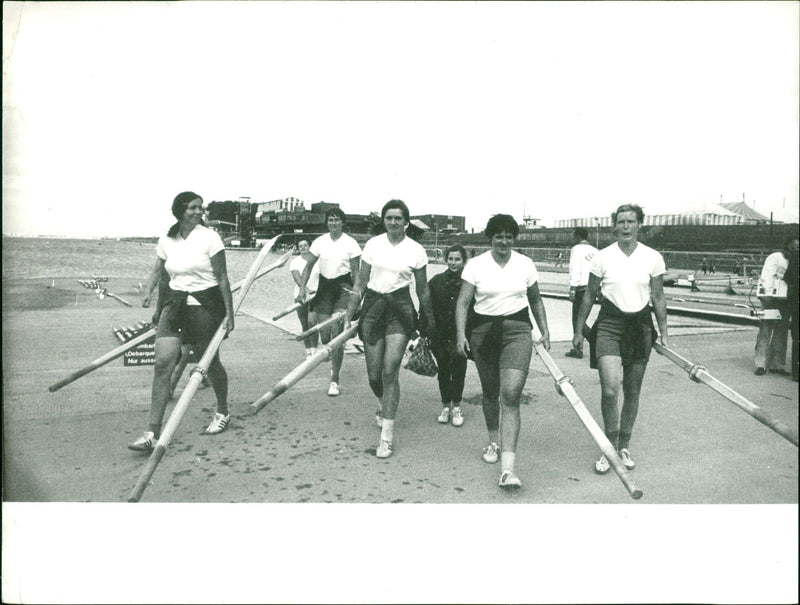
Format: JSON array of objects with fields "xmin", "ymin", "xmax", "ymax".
[
  {"xmin": 345, "ymin": 200, "xmax": 435, "ymax": 459},
  {"xmin": 289, "ymin": 239, "xmax": 320, "ymax": 357},
  {"xmin": 128, "ymin": 192, "xmax": 235, "ymax": 453},
  {"xmin": 572, "ymin": 204, "xmax": 668, "ymax": 474},
  {"xmin": 297, "ymin": 208, "xmax": 361, "ymax": 397},
  {"xmin": 455, "ymin": 214, "xmax": 551, "ymax": 489}
]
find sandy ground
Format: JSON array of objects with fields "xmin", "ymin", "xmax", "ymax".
[{"xmin": 2, "ymin": 257, "xmax": 798, "ymax": 603}]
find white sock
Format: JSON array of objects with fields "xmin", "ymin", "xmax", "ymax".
[
  {"xmin": 381, "ymin": 419, "xmax": 395, "ymax": 442},
  {"xmin": 501, "ymin": 452, "xmax": 516, "ymax": 472}
]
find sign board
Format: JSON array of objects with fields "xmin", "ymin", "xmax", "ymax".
[{"xmin": 123, "ymin": 334, "xmax": 156, "ymax": 366}]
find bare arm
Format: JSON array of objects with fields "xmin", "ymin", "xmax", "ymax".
[
  {"xmin": 345, "ymin": 259, "xmax": 370, "ymax": 324},
  {"xmin": 142, "ymin": 257, "xmax": 166, "ymax": 308},
  {"xmin": 527, "ymin": 283, "xmax": 550, "ymax": 350},
  {"xmin": 210, "ymin": 251, "xmax": 235, "ymax": 335},
  {"xmin": 454, "ymin": 281, "xmax": 476, "ymax": 358},
  {"xmin": 297, "ymin": 254, "xmax": 320, "ymax": 303},
  {"xmin": 650, "ymin": 273, "xmax": 669, "ymax": 347},
  {"xmin": 349, "ymin": 255, "xmax": 361, "ymax": 282},
  {"xmin": 413, "ymin": 265, "xmax": 435, "ymax": 337},
  {"xmin": 572, "ymin": 272, "xmax": 601, "ymax": 350}
]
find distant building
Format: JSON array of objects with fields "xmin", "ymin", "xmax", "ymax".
[
  {"xmin": 412, "ymin": 214, "xmax": 466, "ymax": 233},
  {"xmin": 522, "ymin": 216, "xmax": 542, "ymax": 229},
  {"xmin": 253, "ymin": 197, "xmax": 375, "ymax": 238},
  {"xmin": 554, "ymin": 202, "xmax": 744, "ymax": 228}
]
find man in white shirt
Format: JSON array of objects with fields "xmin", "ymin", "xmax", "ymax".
[
  {"xmin": 565, "ymin": 228, "xmax": 597, "ymax": 359},
  {"xmin": 754, "ymin": 237, "xmax": 797, "ymax": 375}
]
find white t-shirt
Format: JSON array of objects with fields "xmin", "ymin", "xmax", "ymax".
[
  {"xmin": 462, "ymin": 250, "xmax": 539, "ymax": 316},
  {"xmin": 590, "ymin": 242, "xmax": 666, "ymax": 312},
  {"xmin": 362, "ymin": 233, "xmax": 428, "ymax": 294},
  {"xmin": 156, "ymin": 225, "xmax": 225, "ymax": 293},
  {"xmin": 569, "ymin": 242, "xmax": 598, "ymax": 288},
  {"xmin": 759, "ymin": 251, "xmax": 789, "ymax": 298},
  {"xmin": 289, "ymin": 255, "xmax": 319, "ymax": 300},
  {"xmin": 309, "ymin": 233, "xmax": 361, "ymax": 279}
]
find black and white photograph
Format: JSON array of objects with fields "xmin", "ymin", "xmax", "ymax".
[{"xmin": 3, "ymin": 2, "xmax": 798, "ymax": 603}]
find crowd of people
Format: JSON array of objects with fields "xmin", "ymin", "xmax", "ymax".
[{"xmin": 128, "ymin": 191, "xmax": 798, "ymax": 492}]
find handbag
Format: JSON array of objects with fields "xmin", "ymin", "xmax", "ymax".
[{"xmin": 404, "ymin": 336, "xmax": 438, "ymax": 377}]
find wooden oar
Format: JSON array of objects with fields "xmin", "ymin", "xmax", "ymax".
[
  {"xmin": 128, "ymin": 239, "xmax": 281, "ymax": 502},
  {"xmin": 272, "ymin": 301, "xmax": 303, "ymax": 321},
  {"xmin": 533, "ymin": 328, "xmax": 644, "ymax": 500},
  {"xmin": 654, "ymin": 343, "xmax": 798, "ymax": 447},
  {"xmin": 295, "ymin": 311, "xmax": 345, "ymax": 341},
  {"xmin": 48, "ymin": 241, "xmax": 288, "ymax": 392},
  {"xmin": 251, "ymin": 322, "xmax": 359, "ymax": 414}
]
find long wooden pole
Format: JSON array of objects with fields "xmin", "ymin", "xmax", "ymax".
[
  {"xmin": 295, "ymin": 311, "xmax": 345, "ymax": 341},
  {"xmin": 533, "ymin": 329, "xmax": 644, "ymax": 500},
  {"xmin": 251, "ymin": 322, "xmax": 359, "ymax": 414},
  {"xmin": 272, "ymin": 301, "xmax": 303, "ymax": 321},
  {"xmin": 653, "ymin": 343, "xmax": 798, "ymax": 447},
  {"xmin": 48, "ymin": 244, "xmax": 290, "ymax": 392},
  {"xmin": 128, "ymin": 239, "xmax": 282, "ymax": 502}
]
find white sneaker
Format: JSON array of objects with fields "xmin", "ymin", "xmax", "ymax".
[
  {"xmin": 203, "ymin": 412, "xmax": 230, "ymax": 435},
  {"xmin": 128, "ymin": 431, "xmax": 157, "ymax": 452},
  {"xmin": 498, "ymin": 470, "xmax": 522, "ymax": 489},
  {"xmin": 619, "ymin": 448, "xmax": 635, "ymax": 470},
  {"xmin": 376, "ymin": 439, "xmax": 393, "ymax": 458},
  {"xmin": 482, "ymin": 442, "xmax": 500, "ymax": 464},
  {"xmin": 451, "ymin": 407, "xmax": 464, "ymax": 427},
  {"xmin": 595, "ymin": 454, "xmax": 610, "ymax": 474},
  {"xmin": 437, "ymin": 407, "xmax": 450, "ymax": 424},
  {"xmin": 327, "ymin": 382, "xmax": 340, "ymax": 397}
]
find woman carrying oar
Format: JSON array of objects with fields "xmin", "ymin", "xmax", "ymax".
[
  {"xmin": 129, "ymin": 191, "xmax": 235, "ymax": 452},
  {"xmin": 289, "ymin": 239, "xmax": 320, "ymax": 358},
  {"xmin": 345, "ymin": 200, "xmax": 435, "ymax": 459},
  {"xmin": 572, "ymin": 203, "xmax": 668, "ymax": 474}
]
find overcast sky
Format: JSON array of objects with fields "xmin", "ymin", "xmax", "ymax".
[{"xmin": 3, "ymin": 1, "xmax": 798, "ymax": 237}]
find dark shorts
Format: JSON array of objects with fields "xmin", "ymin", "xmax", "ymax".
[
  {"xmin": 469, "ymin": 319, "xmax": 533, "ymax": 372},
  {"xmin": 594, "ymin": 311, "xmax": 655, "ymax": 366},
  {"xmin": 359, "ymin": 288, "xmax": 417, "ymax": 344},
  {"xmin": 311, "ymin": 275, "xmax": 352, "ymax": 316},
  {"xmin": 156, "ymin": 301, "xmax": 220, "ymax": 359}
]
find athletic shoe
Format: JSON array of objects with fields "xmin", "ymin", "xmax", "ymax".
[
  {"xmin": 619, "ymin": 448, "xmax": 635, "ymax": 470},
  {"xmin": 375, "ymin": 408, "xmax": 383, "ymax": 429},
  {"xmin": 451, "ymin": 407, "xmax": 464, "ymax": 427},
  {"xmin": 128, "ymin": 431, "xmax": 157, "ymax": 452},
  {"xmin": 437, "ymin": 407, "xmax": 451, "ymax": 424},
  {"xmin": 754, "ymin": 367, "xmax": 766, "ymax": 376},
  {"xmin": 376, "ymin": 439, "xmax": 393, "ymax": 458},
  {"xmin": 595, "ymin": 454, "xmax": 611, "ymax": 474},
  {"xmin": 498, "ymin": 470, "xmax": 522, "ymax": 489},
  {"xmin": 327, "ymin": 382, "xmax": 340, "ymax": 397},
  {"xmin": 482, "ymin": 442, "xmax": 500, "ymax": 464},
  {"xmin": 565, "ymin": 349, "xmax": 583, "ymax": 359},
  {"xmin": 203, "ymin": 412, "xmax": 230, "ymax": 435}
]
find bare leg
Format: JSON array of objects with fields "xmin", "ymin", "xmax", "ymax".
[
  {"xmin": 149, "ymin": 336, "xmax": 182, "ymax": 436},
  {"xmin": 498, "ymin": 368, "xmax": 528, "ymax": 454},
  {"xmin": 619, "ymin": 362, "xmax": 647, "ymax": 449},
  {"xmin": 378, "ymin": 333, "xmax": 411, "ymax": 420},
  {"xmin": 597, "ymin": 355, "xmax": 623, "ymax": 448}
]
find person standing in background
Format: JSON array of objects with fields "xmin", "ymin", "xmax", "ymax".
[
  {"xmin": 289, "ymin": 239, "xmax": 320, "ymax": 358},
  {"xmin": 783, "ymin": 241, "xmax": 799, "ymax": 382},
  {"xmin": 428, "ymin": 244, "xmax": 469, "ymax": 427},
  {"xmin": 565, "ymin": 227, "xmax": 597, "ymax": 359},
  {"xmin": 754, "ymin": 237, "xmax": 798, "ymax": 376}
]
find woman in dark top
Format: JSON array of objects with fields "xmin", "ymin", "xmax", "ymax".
[{"xmin": 428, "ymin": 244, "xmax": 469, "ymax": 427}]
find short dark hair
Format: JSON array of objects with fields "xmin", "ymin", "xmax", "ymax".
[
  {"xmin": 381, "ymin": 199, "xmax": 410, "ymax": 222},
  {"xmin": 485, "ymin": 214, "xmax": 519, "ymax": 239},
  {"xmin": 445, "ymin": 244, "xmax": 467, "ymax": 261},
  {"xmin": 612, "ymin": 203, "xmax": 645, "ymax": 224},
  {"xmin": 324, "ymin": 207, "xmax": 346, "ymax": 223},
  {"xmin": 573, "ymin": 227, "xmax": 589, "ymax": 240}
]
